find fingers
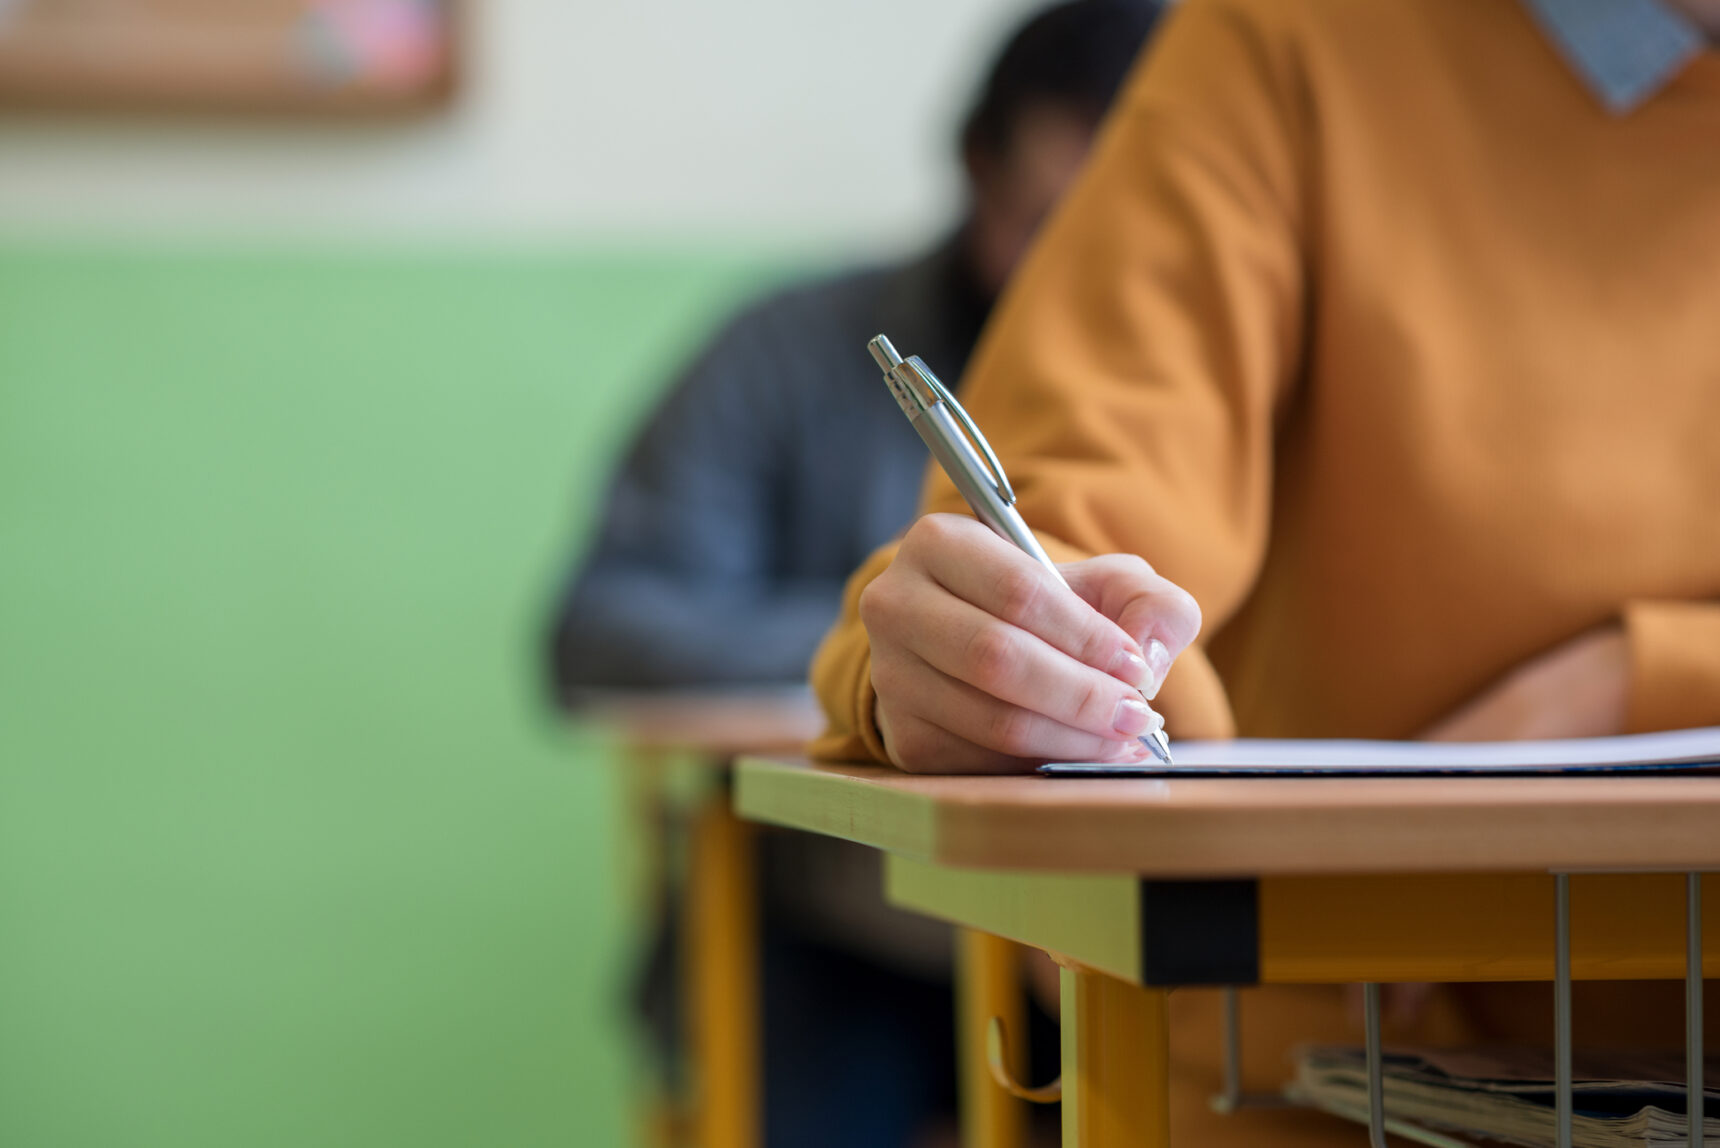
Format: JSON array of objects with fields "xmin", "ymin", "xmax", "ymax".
[
  {"xmin": 873, "ymin": 710, "xmax": 1040, "ymax": 775},
  {"xmin": 874, "ymin": 691, "xmax": 1156, "ymax": 774},
  {"xmin": 888, "ymin": 572, "xmax": 1166, "ymax": 743},
  {"xmin": 872, "ymin": 646, "xmax": 1157, "ymax": 768},
  {"xmin": 905, "ymin": 515, "xmax": 1154, "ymax": 691},
  {"xmin": 1064, "ymin": 554, "xmax": 1202, "ymax": 699}
]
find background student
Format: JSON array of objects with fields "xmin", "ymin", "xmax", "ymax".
[{"xmin": 548, "ymin": 0, "xmax": 1165, "ymax": 694}]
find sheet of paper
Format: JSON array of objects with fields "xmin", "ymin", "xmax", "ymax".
[{"xmin": 1040, "ymin": 725, "xmax": 1720, "ymax": 776}]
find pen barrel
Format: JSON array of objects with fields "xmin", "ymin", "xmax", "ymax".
[{"xmin": 913, "ymin": 403, "xmax": 1067, "ymax": 586}]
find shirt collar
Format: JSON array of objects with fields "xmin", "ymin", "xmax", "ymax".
[{"xmin": 1521, "ymin": 0, "xmax": 1705, "ymax": 113}]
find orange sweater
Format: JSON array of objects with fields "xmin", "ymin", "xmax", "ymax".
[{"xmin": 813, "ymin": 0, "xmax": 1720, "ymax": 763}]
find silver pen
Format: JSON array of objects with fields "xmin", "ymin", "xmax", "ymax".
[{"xmin": 868, "ymin": 334, "xmax": 1174, "ymax": 766}]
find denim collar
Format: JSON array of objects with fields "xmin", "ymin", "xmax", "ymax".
[{"xmin": 1521, "ymin": 0, "xmax": 1705, "ymax": 113}]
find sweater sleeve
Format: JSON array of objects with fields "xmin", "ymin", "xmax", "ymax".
[
  {"xmin": 1623, "ymin": 601, "xmax": 1720, "ymax": 733},
  {"xmin": 810, "ymin": 0, "xmax": 1308, "ymax": 762}
]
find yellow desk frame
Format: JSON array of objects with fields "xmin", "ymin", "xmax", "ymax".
[{"xmin": 736, "ymin": 758, "xmax": 1720, "ymax": 1148}]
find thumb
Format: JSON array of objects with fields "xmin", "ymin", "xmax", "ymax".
[{"xmin": 1063, "ymin": 554, "xmax": 1202, "ymax": 698}]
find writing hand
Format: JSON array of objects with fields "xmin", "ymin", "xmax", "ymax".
[{"xmin": 859, "ymin": 513, "xmax": 1202, "ymax": 773}]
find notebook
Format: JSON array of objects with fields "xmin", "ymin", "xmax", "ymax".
[{"xmin": 1038, "ymin": 725, "xmax": 1720, "ymax": 778}]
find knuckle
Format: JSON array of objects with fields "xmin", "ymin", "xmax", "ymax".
[
  {"xmin": 911, "ymin": 513, "xmax": 958, "ymax": 551},
  {"xmin": 991, "ymin": 565, "xmax": 1044, "ymax": 625},
  {"xmin": 963, "ymin": 624, "xmax": 1020, "ymax": 692},
  {"xmin": 857, "ymin": 578, "xmax": 883, "ymax": 624},
  {"xmin": 895, "ymin": 522, "xmax": 929, "ymax": 566},
  {"xmin": 1118, "ymin": 553, "xmax": 1155, "ymax": 579},
  {"xmin": 988, "ymin": 706, "xmax": 1039, "ymax": 758},
  {"xmin": 1078, "ymin": 617, "xmax": 1127, "ymax": 669},
  {"xmin": 1090, "ymin": 551, "xmax": 1152, "ymax": 584},
  {"xmin": 857, "ymin": 576, "xmax": 899, "ymax": 631},
  {"xmin": 1073, "ymin": 675, "xmax": 1114, "ymax": 730}
]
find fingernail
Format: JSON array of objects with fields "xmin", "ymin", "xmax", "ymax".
[
  {"xmin": 1143, "ymin": 638, "xmax": 1172, "ymax": 700},
  {"xmin": 1099, "ymin": 741, "xmax": 1136, "ymax": 762},
  {"xmin": 1109, "ymin": 648, "xmax": 1152, "ymax": 690},
  {"xmin": 1112, "ymin": 697, "xmax": 1155, "ymax": 738},
  {"xmin": 1102, "ymin": 739, "xmax": 1155, "ymax": 763}
]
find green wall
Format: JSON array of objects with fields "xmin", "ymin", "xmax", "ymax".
[{"xmin": 0, "ymin": 246, "xmax": 791, "ymax": 1147}]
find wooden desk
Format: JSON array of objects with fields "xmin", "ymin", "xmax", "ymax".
[
  {"xmin": 575, "ymin": 690, "xmax": 822, "ymax": 1148},
  {"xmin": 580, "ymin": 688, "xmax": 823, "ymax": 760},
  {"xmin": 735, "ymin": 758, "xmax": 1720, "ymax": 1148}
]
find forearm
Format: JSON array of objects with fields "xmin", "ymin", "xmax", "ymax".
[{"xmin": 1624, "ymin": 600, "xmax": 1720, "ymax": 732}]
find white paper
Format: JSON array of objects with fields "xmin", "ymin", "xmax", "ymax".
[{"xmin": 1051, "ymin": 725, "xmax": 1720, "ymax": 775}]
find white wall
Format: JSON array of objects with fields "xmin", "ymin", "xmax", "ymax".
[{"xmin": 0, "ymin": 0, "xmax": 1040, "ymax": 251}]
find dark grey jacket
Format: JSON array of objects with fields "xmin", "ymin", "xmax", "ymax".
[{"xmin": 550, "ymin": 240, "xmax": 989, "ymax": 691}]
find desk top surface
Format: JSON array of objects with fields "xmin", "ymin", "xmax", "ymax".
[
  {"xmin": 570, "ymin": 687, "xmax": 823, "ymax": 757},
  {"xmin": 734, "ymin": 756, "xmax": 1720, "ymax": 876}
]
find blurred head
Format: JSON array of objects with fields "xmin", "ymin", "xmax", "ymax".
[{"xmin": 959, "ymin": 0, "xmax": 1165, "ymax": 294}]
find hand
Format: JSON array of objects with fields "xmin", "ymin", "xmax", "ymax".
[
  {"xmin": 1422, "ymin": 625, "xmax": 1628, "ymax": 742},
  {"xmin": 858, "ymin": 513, "xmax": 1202, "ymax": 773}
]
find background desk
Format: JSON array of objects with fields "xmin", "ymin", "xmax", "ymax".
[
  {"xmin": 577, "ymin": 690, "xmax": 821, "ymax": 1148},
  {"xmin": 736, "ymin": 758, "xmax": 1720, "ymax": 1148}
]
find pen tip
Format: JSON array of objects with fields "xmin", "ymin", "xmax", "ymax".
[
  {"xmin": 868, "ymin": 335, "xmax": 903, "ymax": 370},
  {"xmin": 1141, "ymin": 727, "xmax": 1174, "ymax": 766}
]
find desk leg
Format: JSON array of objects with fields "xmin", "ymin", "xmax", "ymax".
[
  {"xmin": 623, "ymin": 748, "xmax": 679, "ymax": 1148},
  {"xmin": 1688, "ymin": 873, "xmax": 1704, "ymax": 1148},
  {"xmin": 1060, "ymin": 964, "xmax": 1170, "ymax": 1148},
  {"xmin": 684, "ymin": 792, "xmax": 760, "ymax": 1148},
  {"xmin": 957, "ymin": 930, "xmax": 1026, "ymax": 1148}
]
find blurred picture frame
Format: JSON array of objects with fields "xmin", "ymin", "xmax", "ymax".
[{"xmin": 0, "ymin": 0, "xmax": 459, "ymax": 114}]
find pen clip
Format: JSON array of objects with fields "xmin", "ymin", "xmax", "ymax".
[{"xmin": 911, "ymin": 358, "xmax": 1017, "ymax": 507}]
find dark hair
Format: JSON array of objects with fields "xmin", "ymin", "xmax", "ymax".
[{"xmin": 960, "ymin": 0, "xmax": 1165, "ymax": 160}]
